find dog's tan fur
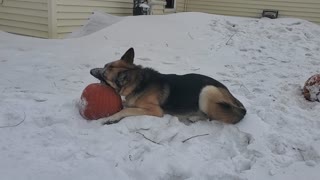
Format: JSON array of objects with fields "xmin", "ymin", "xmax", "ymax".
[
  {"xmin": 90, "ymin": 48, "xmax": 246, "ymax": 125},
  {"xmin": 199, "ymin": 86, "xmax": 243, "ymax": 123}
]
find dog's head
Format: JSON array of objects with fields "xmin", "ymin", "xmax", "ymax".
[{"xmin": 90, "ymin": 48, "xmax": 138, "ymax": 96}]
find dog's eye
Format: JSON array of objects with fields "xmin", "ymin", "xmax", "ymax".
[
  {"xmin": 115, "ymin": 72, "xmax": 128, "ymax": 88},
  {"xmin": 117, "ymin": 72, "xmax": 127, "ymax": 81}
]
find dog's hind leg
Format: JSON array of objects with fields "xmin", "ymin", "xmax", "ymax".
[{"xmin": 199, "ymin": 86, "xmax": 246, "ymax": 124}]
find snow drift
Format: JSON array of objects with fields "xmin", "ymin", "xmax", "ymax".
[{"xmin": 0, "ymin": 12, "xmax": 320, "ymax": 180}]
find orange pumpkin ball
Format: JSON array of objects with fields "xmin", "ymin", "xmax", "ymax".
[
  {"xmin": 79, "ymin": 83, "xmax": 123, "ymax": 120},
  {"xmin": 303, "ymin": 74, "xmax": 320, "ymax": 102}
]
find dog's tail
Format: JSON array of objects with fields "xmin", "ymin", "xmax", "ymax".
[{"xmin": 199, "ymin": 86, "xmax": 246, "ymax": 124}]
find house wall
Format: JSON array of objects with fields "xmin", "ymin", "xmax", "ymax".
[
  {"xmin": 55, "ymin": 0, "xmax": 134, "ymax": 39},
  {"xmin": 151, "ymin": 5, "xmax": 164, "ymax": 15},
  {"xmin": 177, "ymin": 0, "xmax": 320, "ymax": 24},
  {"xmin": 0, "ymin": 0, "xmax": 166, "ymax": 39},
  {"xmin": 149, "ymin": 0, "xmax": 166, "ymax": 15},
  {"xmin": 3, "ymin": 0, "xmax": 317, "ymax": 39},
  {"xmin": 176, "ymin": 0, "xmax": 186, "ymax": 12},
  {"xmin": 0, "ymin": 0, "xmax": 49, "ymax": 38}
]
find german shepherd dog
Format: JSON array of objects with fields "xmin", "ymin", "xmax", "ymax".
[{"xmin": 90, "ymin": 48, "xmax": 246, "ymax": 125}]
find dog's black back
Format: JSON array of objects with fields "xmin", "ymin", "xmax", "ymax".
[
  {"xmin": 160, "ymin": 73, "xmax": 227, "ymax": 113},
  {"xmin": 131, "ymin": 67, "xmax": 235, "ymax": 113}
]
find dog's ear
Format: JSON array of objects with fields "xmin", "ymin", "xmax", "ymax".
[{"xmin": 121, "ymin": 48, "xmax": 134, "ymax": 64}]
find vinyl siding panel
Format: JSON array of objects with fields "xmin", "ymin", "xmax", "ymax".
[
  {"xmin": 57, "ymin": 32, "xmax": 70, "ymax": 39},
  {"xmin": 151, "ymin": 4, "xmax": 165, "ymax": 15},
  {"xmin": 184, "ymin": 0, "xmax": 320, "ymax": 24},
  {"xmin": 0, "ymin": 0, "xmax": 49, "ymax": 38},
  {"xmin": 2, "ymin": 0, "xmax": 317, "ymax": 39},
  {"xmin": 56, "ymin": 0, "xmax": 133, "ymax": 38},
  {"xmin": 0, "ymin": 0, "xmax": 166, "ymax": 38},
  {"xmin": 176, "ymin": 0, "xmax": 186, "ymax": 12}
]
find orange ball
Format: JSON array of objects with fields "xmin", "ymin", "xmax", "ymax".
[
  {"xmin": 303, "ymin": 74, "xmax": 320, "ymax": 102},
  {"xmin": 79, "ymin": 83, "xmax": 123, "ymax": 120}
]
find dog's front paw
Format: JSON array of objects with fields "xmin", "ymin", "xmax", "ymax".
[{"xmin": 101, "ymin": 115, "xmax": 121, "ymax": 125}]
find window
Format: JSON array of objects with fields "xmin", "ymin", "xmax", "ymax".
[{"xmin": 165, "ymin": 0, "xmax": 175, "ymax": 9}]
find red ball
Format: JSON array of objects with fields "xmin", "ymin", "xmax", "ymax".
[
  {"xmin": 303, "ymin": 74, "xmax": 320, "ymax": 102},
  {"xmin": 79, "ymin": 83, "xmax": 123, "ymax": 120}
]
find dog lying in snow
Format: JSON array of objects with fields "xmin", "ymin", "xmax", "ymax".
[{"xmin": 90, "ymin": 48, "xmax": 246, "ymax": 125}]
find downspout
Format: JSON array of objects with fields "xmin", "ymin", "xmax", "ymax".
[
  {"xmin": 48, "ymin": 0, "xmax": 58, "ymax": 38},
  {"xmin": 184, "ymin": 0, "xmax": 189, "ymax": 12}
]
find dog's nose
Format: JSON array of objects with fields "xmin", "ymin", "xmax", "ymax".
[{"xmin": 90, "ymin": 68, "xmax": 103, "ymax": 79}]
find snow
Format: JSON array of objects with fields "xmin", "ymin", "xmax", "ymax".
[
  {"xmin": 78, "ymin": 95, "xmax": 88, "ymax": 119},
  {"xmin": 139, "ymin": 3, "xmax": 150, "ymax": 9},
  {"xmin": 67, "ymin": 11, "xmax": 123, "ymax": 38},
  {"xmin": 1, "ymin": 12, "xmax": 320, "ymax": 180}
]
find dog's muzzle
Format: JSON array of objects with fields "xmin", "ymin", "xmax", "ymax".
[{"xmin": 90, "ymin": 68, "xmax": 106, "ymax": 82}]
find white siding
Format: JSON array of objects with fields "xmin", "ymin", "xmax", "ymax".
[
  {"xmin": 0, "ymin": 0, "xmax": 49, "ymax": 38},
  {"xmin": 56, "ymin": 0, "xmax": 133, "ymax": 38},
  {"xmin": 178, "ymin": 0, "xmax": 320, "ymax": 24},
  {"xmin": 151, "ymin": 4, "xmax": 165, "ymax": 15},
  {"xmin": 149, "ymin": 0, "xmax": 166, "ymax": 15},
  {"xmin": 0, "ymin": 0, "xmax": 165, "ymax": 38},
  {"xmin": 176, "ymin": 0, "xmax": 186, "ymax": 12},
  {"xmin": 4, "ymin": 0, "xmax": 317, "ymax": 39}
]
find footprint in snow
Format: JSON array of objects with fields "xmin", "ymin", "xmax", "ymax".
[
  {"xmin": 162, "ymin": 62, "xmax": 175, "ymax": 65},
  {"xmin": 137, "ymin": 57, "xmax": 151, "ymax": 61}
]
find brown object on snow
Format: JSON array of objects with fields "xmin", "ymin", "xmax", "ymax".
[
  {"xmin": 303, "ymin": 74, "xmax": 320, "ymax": 102},
  {"xmin": 79, "ymin": 83, "xmax": 123, "ymax": 120}
]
